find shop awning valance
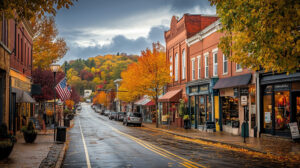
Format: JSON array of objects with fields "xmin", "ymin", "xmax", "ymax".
[
  {"xmin": 12, "ymin": 87, "xmax": 36, "ymax": 103},
  {"xmin": 213, "ymin": 73, "xmax": 252, "ymax": 89},
  {"xmin": 134, "ymin": 97, "xmax": 152, "ymax": 106},
  {"xmin": 158, "ymin": 89, "xmax": 182, "ymax": 103},
  {"xmin": 261, "ymin": 72, "xmax": 300, "ymax": 85},
  {"xmin": 145, "ymin": 100, "xmax": 155, "ymax": 106}
]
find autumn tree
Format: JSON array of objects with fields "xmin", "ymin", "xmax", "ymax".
[
  {"xmin": 210, "ymin": 0, "xmax": 300, "ymax": 73},
  {"xmin": 93, "ymin": 91, "xmax": 108, "ymax": 107},
  {"xmin": 119, "ymin": 43, "xmax": 171, "ymax": 127},
  {"xmin": 0, "ymin": 0, "xmax": 77, "ymax": 21},
  {"xmin": 32, "ymin": 16, "xmax": 68, "ymax": 69}
]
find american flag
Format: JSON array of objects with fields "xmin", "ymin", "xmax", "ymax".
[{"xmin": 55, "ymin": 77, "xmax": 71, "ymax": 101}]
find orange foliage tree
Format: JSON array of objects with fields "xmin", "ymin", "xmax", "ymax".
[
  {"xmin": 93, "ymin": 91, "xmax": 108, "ymax": 107},
  {"xmin": 119, "ymin": 43, "xmax": 171, "ymax": 124}
]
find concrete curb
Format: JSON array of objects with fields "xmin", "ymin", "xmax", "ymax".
[
  {"xmin": 144, "ymin": 125, "xmax": 268, "ymax": 155},
  {"xmin": 55, "ymin": 142, "xmax": 68, "ymax": 168}
]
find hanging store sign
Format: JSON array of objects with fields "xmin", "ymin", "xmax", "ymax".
[
  {"xmin": 200, "ymin": 85, "xmax": 208, "ymax": 92},
  {"xmin": 190, "ymin": 86, "xmax": 198, "ymax": 94},
  {"xmin": 241, "ymin": 95, "xmax": 248, "ymax": 106}
]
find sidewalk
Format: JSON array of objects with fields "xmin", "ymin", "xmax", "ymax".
[
  {"xmin": 0, "ymin": 131, "xmax": 54, "ymax": 168},
  {"xmin": 142, "ymin": 123, "xmax": 300, "ymax": 163}
]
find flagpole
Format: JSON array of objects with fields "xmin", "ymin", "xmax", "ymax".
[{"xmin": 54, "ymin": 71, "xmax": 56, "ymax": 141}]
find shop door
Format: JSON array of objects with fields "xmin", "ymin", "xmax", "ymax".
[
  {"xmin": 198, "ymin": 95, "xmax": 206, "ymax": 125},
  {"xmin": 190, "ymin": 96, "xmax": 196, "ymax": 128},
  {"xmin": 291, "ymin": 91, "xmax": 300, "ymax": 132}
]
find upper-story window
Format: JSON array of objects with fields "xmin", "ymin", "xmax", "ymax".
[
  {"xmin": 236, "ymin": 63, "xmax": 242, "ymax": 72},
  {"xmin": 182, "ymin": 49, "xmax": 186, "ymax": 79},
  {"xmin": 21, "ymin": 38, "xmax": 23, "ymax": 63},
  {"xmin": 223, "ymin": 54, "xmax": 228, "ymax": 74},
  {"xmin": 191, "ymin": 58, "xmax": 195, "ymax": 80},
  {"xmin": 175, "ymin": 53, "xmax": 178, "ymax": 81},
  {"xmin": 197, "ymin": 56, "xmax": 201, "ymax": 79},
  {"xmin": 204, "ymin": 52, "xmax": 209, "ymax": 78},
  {"xmin": 170, "ymin": 56, "xmax": 172, "ymax": 77},
  {"xmin": 1, "ymin": 15, "xmax": 8, "ymax": 47},
  {"xmin": 212, "ymin": 48, "xmax": 218, "ymax": 77}
]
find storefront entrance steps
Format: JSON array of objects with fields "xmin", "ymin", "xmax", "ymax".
[{"xmin": 142, "ymin": 123, "xmax": 300, "ymax": 163}]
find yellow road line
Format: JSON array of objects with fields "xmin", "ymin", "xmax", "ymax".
[
  {"xmin": 79, "ymin": 119, "xmax": 92, "ymax": 168},
  {"xmin": 108, "ymin": 125, "xmax": 206, "ymax": 168}
]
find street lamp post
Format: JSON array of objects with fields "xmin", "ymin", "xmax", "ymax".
[{"xmin": 50, "ymin": 63, "xmax": 60, "ymax": 141}]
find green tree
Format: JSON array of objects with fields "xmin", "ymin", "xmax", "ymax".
[{"xmin": 210, "ymin": 0, "xmax": 300, "ymax": 73}]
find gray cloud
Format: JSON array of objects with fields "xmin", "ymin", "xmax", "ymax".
[{"xmin": 60, "ymin": 25, "xmax": 169, "ymax": 62}]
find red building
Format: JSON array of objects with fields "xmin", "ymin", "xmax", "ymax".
[
  {"xmin": 159, "ymin": 14, "xmax": 218, "ymax": 127},
  {"xmin": 9, "ymin": 19, "xmax": 35, "ymax": 133},
  {"xmin": 186, "ymin": 19, "xmax": 256, "ymax": 137}
]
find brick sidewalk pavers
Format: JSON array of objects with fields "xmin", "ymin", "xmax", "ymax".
[{"xmin": 0, "ymin": 132, "xmax": 54, "ymax": 168}]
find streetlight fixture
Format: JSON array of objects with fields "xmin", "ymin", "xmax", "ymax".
[{"xmin": 50, "ymin": 63, "xmax": 60, "ymax": 141}]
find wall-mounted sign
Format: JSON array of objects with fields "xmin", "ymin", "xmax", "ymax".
[
  {"xmin": 274, "ymin": 84, "xmax": 289, "ymax": 91},
  {"xmin": 190, "ymin": 86, "xmax": 198, "ymax": 94},
  {"xmin": 240, "ymin": 88, "xmax": 249, "ymax": 95},
  {"xmin": 200, "ymin": 85, "xmax": 208, "ymax": 92}
]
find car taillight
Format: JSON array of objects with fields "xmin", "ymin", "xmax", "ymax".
[{"xmin": 128, "ymin": 117, "xmax": 130, "ymax": 120}]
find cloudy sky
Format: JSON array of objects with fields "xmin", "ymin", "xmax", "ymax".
[{"xmin": 55, "ymin": 0, "xmax": 216, "ymax": 62}]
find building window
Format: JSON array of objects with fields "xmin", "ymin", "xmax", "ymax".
[
  {"xmin": 17, "ymin": 34, "xmax": 20, "ymax": 59},
  {"xmin": 169, "ymin": 56, "xmax": 172, "ymax": 77},
  {"xmin": 236, "ymin": 63, "xmax": 242, "ymax": 71},
  {"xmin": 1, "ymin": 15, "xmax": 8, "ymax": 46},
  {"xmin": 205, "ymin": 53, "xmax": 209, "ymax": 78},
  {"xmin": 192, "ymin": 58, "xmax": 195, "ymax": 80},
  {"xmin": 197, "ymin": 56, "xmax": 201, "ymax": 79},
  {"xmin": 182, "ymin": 49, "xmax": 186, "ymax": 79},
  {"xmin": 175, "ymin": 53, "xmax": 178, "ymax": 81},
  {"xmin": 213, "ymin": 51, "xmax": 218, "ymax": 76},
  {"xmin": 223, "ymin": 54, "xmax": 228, "ymax": 74},
  {"xmin": 21, "ymin": 38, "xmax": 23, "ymax": 63}
]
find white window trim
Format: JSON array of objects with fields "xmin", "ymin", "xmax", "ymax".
[
  {"xmin": 212, "ymin": 51, "xmax": 218, "ymax": 77},
  {"xmin": 197, "ymin": 56, "xmax": 201, "ymax": 79},
  {"xmin": 175, "ymin": 53, "xmax": 178, "ymax": 81},
  {"xmin": 236, "ymin": 63, "xmax": 242, "ymax": 72},
  {"xmin": 223, "ymin": 54, "xmax": 228, "ymax": 75},
  {"xmin": 191, "ymin": 58, "xmax": 195, "ymax": 80},
  {"xmin": 182, "ymin": 49, "xmax": 186, "ymax": 79},
  {"xmin": 212, "ymin": 48, "xmax": 218, "ymax": 53},
  {"xmin": 204, "ymin": 52, "xmax": 209, "ymax": 78}
]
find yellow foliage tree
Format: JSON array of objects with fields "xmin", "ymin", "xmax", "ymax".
[
  {"xmin": 210, "ymin": 0, "xmax": 300, "ymax": 73},
  {"xmin": 32, "ymin": 16, "xmax": 68, "ymax": 69},
  {"xmin": 93, "ymin": 91, "xmax": 108, "ymax": 107},
  {"xmin": 120, "ymin": 43, "xmax": 171, "ymax": 124}
]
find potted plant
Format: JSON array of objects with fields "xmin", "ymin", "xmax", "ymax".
[
  {"xmin": 21, "ymin": 121, "xmax": 37, "ymax": 143},
  {"xmin": 0, "ymin": 124, "xmax": 16, "ymax": 160}
]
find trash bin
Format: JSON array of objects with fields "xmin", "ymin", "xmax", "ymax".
[
  {"xmin": 254, "ymin": 126, "xmax": 257, "ymax": 137},
  {"xmin": 64, "ymin": 119, "xmax": 70, "ymax": 127},
  {"xmin": 241, "ymin": 122, "xmax": 249, "ymax": 137},
  {"xmin": 56, "ymin": 126, "xmax": 66, "ymax": 142}
]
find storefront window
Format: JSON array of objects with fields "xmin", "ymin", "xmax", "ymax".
[
  {"xmin": 263, "ymin": 95, "xmax": 272, "ymax": 130},
  {"xmin": 296, "ymin": 96, "xmax": 300, "ymax": 131},
  {"xmin": 274, "ymin": 91, "xmax": 290, "ymax": 131},
  {"xmin": 221, "ymin": 97, "xmax": 239, "ymax": 127}
]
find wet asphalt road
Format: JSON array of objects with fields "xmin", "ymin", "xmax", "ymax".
[{"xmin": 63, "ymin": 103, "xmax": 293, "ymax": 168}]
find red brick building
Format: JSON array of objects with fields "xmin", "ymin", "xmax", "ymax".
[
  {"xmin": 159, "ymin": 14, "xmax": 218, "ymax": 127},
  {"xmin": 186, "ymin": 19, "xmax": 256, "ymax": 137},
  {"xmin": 9, "ymin": 19, "xmax": 34, "ymax": 133}
]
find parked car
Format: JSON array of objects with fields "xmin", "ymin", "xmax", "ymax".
[
  {"xmin": 109, "ymin": 112, "xmax": 117, "ymax": 120},
  {"xmin": 104, "ymin": 110, "xmax": 110, "ymax": 116},
  {"xmin": 123, "ymin": 112, "xmax": 142, "ymax": 126},
  {"xmin": 77, "ymin": 106, "xmax": 82, "ymax": 111},
  {"xmin": 116, "ymin": 112, "xmax": 126, "ymax": 121},
  {"xmin": 100, "ymin": 109, "xmax": 105, "ymax": 115}
]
